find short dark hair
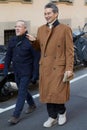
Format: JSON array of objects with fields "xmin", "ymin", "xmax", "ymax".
[{"xmin": 44, "ymin": 2, "xmax": 59, "ymax": 13}]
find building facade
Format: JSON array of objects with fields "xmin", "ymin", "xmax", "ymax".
[{"xmin": 0, "ymin": 0, "xmax": 87, "ymax": 45}]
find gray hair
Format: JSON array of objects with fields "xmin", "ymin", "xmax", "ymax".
[
  {"xmin": 16, "ymin": 20, "xmax": 27, "ymax": 28},
  {"xmin": 44, "ymin": 2, "xmax": 59, "ymax": 13}
]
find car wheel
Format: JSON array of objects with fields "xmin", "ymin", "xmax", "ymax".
[{"xmin": 1, "ymin": 81, "xmax": 18, "ymax": 96}]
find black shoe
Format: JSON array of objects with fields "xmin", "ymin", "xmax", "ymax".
[
  {"xmin": 8, "ymin": 116, "xmax": 20, "ymax": 124},
  {"xmin": 25, "ymin": 104, "xmax": 36, "ymax": 114}
]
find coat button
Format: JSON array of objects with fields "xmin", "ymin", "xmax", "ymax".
[
  {"xmin": 53, "ymin": 67, "xmax": 56, "ymax": 70},
  {"xmin": 58, "ymin": 45, "xmax": 60, "ymax": 47}
]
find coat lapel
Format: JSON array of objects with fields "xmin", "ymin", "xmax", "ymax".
[
  {"xmin": 44, "ymin": 20, "xmax": 60, "ymax": 54},
  {"xmin": 44, "ymin": 27, "xmax": 53, "ymax": 52}
]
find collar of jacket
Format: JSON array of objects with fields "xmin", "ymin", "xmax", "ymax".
[
  {"xmin": 15, "ymin": 31, "xmax": 28, "ymax": 47},
  {"xmin": 46, "ymin": 19, "xmax": 60, "ymax": 28},
  {"xmin": 16, "ymin": 31, "xmax": 28, "ymax": 42}
]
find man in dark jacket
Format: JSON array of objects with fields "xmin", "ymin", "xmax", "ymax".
[{"xmin": 4, "ymin": 20, "xmax": 39, "ymax": 124}]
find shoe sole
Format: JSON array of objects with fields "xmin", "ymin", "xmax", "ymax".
[
  {"xmin": 43, "ymin": 120, "xmax": 57, "ymax": 127},
  {"xmin": 58, "ymin": 120, "xmax": 67, "ymax": 125},
  {"xmin": 8, "ymin": 119, "xmax": 20, "ymax": 124}
]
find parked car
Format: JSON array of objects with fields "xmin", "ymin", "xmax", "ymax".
[{"xmin": 0, "ymin": 45, "xmax": 15, "ymax": 101}]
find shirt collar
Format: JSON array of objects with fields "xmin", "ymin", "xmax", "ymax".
[{"xmin": 46, "ymin": 19, "xmax": 60, "ymax": 28}]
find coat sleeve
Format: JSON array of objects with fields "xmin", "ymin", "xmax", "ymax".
[
  {"xmin": 31, "ymin": 28, "xmax": 41, "ymax": 51},
  {"xmin": 30, "ymin": 44, "xmax": 40, "ymax": 82},
  {"xmin": 65, "ymin": 26, "xmax": 74, "ymax": 71}
]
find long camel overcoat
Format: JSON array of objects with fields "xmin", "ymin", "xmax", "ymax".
[{"xmin": 34, "ymin": 22, "xmax": 74, "ymax": 104}]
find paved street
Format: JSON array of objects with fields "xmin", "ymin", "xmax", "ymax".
[{"xmin": 0, "ymin": 67, "xmax": 87, "ymax": 130}]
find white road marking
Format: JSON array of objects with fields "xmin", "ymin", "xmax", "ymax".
[
  {"xmin": 0, "ymin": 94, "xmax": 39, "ymax": 114},
  {"xmin": 70, "ymin": 73, "xmax": 87, "ymax": 83},
  {"xmin": 0, "ymin": 74, "xmax": 87, "ymax": 114}
]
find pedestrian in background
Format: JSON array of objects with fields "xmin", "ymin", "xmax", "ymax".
[
  {"xmin": 4, "ymin": 20, "xmax": 39, "ymax": 124},
  {"xmin": 27, "ymin": 2, "xmax": 74, "ymax": 128}
]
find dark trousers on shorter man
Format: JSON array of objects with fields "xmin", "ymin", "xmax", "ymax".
[
  {"xmin": 47, "ymin": 103, "xmax": 66, "ymax": 119},
  {"xmin": 13, "ymin": 75, "xmax": 35, "ymax": 118}
]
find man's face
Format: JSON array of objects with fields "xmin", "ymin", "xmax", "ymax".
[
  {"xmin": 44, "ymin": 8, "xmax": 58, "ymax": 24},
  {"xmin": 15, "ymin": 21, "xmax": 27, "ymax": 36}
]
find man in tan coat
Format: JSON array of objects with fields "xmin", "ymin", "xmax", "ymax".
[{"xmin": 27, "ymin": 2, "xmax": 74, "ymax": 128}]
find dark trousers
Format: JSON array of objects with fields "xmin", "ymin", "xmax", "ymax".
[
  {"xmin": 13, "ymin": 75, "xmax": 35, "ymax": 118},
  {"xmin": 47, "ymin": 103, "xmax": 66, "ymax": 119}
]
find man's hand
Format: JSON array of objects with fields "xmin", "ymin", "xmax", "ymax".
[
  {"xmin": 26, "ymin": 34, "xmax": 36, "ymax": 41},
  {"xmin": 63, "ymin": 71, "xmax": 74, "ymax": 82},
  {"xmin": 65, "ymin": 71, "xmax": 73, "ymax": 78}
]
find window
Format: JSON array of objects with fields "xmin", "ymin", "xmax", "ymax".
[
  {"xmin": 0, "ymin": 0, "xmax": 32, "ymax": 3},
  {"xmin": 51, "ymin": 0, "xmax": 73, "ymax": 3},
  {"xmin": 23, "ymin": 0, "xmax": 31, "ymax": 1},
  {"xmin": 0, "ymin": 0, "xmax": 7, "ymax": 1},
  {"xmin": 4, "ymin": 29, "xmax": 15, "ymax": 45},
  {"xmin": 21, "ymin": 0, "xmax": 32, "ymax": 3},
  {"xmin": 59, "ymin": 0, "xmax": 73, "ymax": 2},
  {"xmin": 85, "ymin": 0, "xmax": 87, "ymax": 4}
]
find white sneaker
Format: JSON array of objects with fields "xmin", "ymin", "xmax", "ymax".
[
  {"xmin": 58, "ymin": 111, "xmax": 66, "ymax": 125},
  {"xmin": 43, "ymin": 117, "xmax": 57, "ymax": 127}
]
